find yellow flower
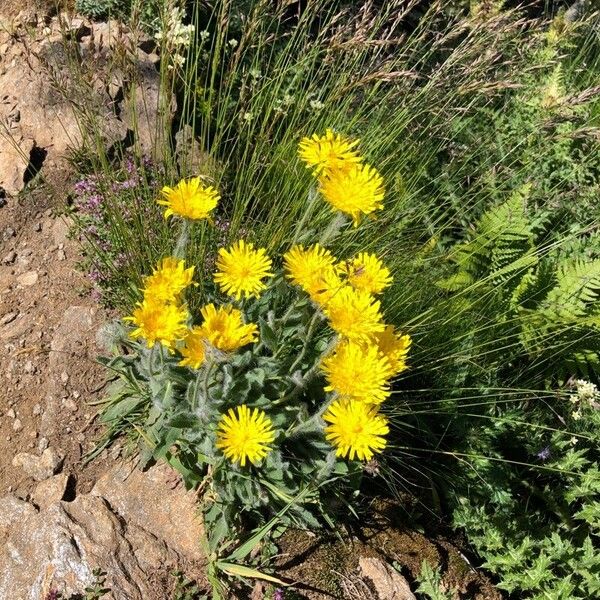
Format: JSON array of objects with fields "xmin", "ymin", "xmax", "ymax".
[
  {"xmin": 323, "ymin": 398, "xmax": 389, "ymax": 461},
  {"xmin": 323, "ymin": 287, "xmax": 384, "ymax": 342},
  {"xmin": 179, "ymin": 326, "xmax": 207, "ymax": 369},
  {"xmin": 283, "ymin": 244, "xmax": 346, "ymax": 305},
  {"xmin": 200, "ymin": 303, "xmax": 258, "ymax": 352},
  {"xmin": 125, "ymin": 298, "xmax": 189, "ymax": 350},
  {"xmin": 214, "ymin": 240, "xmax": 273, "ymax": 299},
  {"xmin": 143, "ymin": 257, "xmax": 195, "ymax": 303},
  {"xmin": 321, "ymin": 340, "xmax": 393, "ymax": 404},
  {"xmin": 298, "ymin": 129, "xmax": 362, "ymax": 174},
  {"xmin": 341, "ymin": 252, "xmax": 392, "ymax": 295},
  {"xmin": 216, "ymin": 405, "xmax": 276, "ymax": 466},
  {"xmin": 284, "ymin": 244, "xmax": 336, "ymax": 288},
  {"xmin": 374, "ymin": 326, "xmax": 411, "ymax": 376},
  {"xmin": 319, "ymin": 163, "xmax": 384, "ymax": 226},
  {"xmin": 157, "ymin": 177, "xmax": 219, "ymax": 221}
]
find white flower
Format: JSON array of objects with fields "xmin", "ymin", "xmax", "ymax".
[
  {"xmin": 575, "ymin": 379, "xmax": 600, "ymax": 405},
  {"xmin": 570, "ymin": 436, "xmax": 579, "ymax": 445}
]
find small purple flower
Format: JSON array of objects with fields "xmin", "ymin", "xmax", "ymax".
[
  {"xmin": 273, "ymin": 589, "xmax": 284, "ymax": 600},
  {"xmin": 536, "ymin": 446, "xmax": 551, "ymax": 461},
  {"xmin": 87, "ymin": 194, "xmax": 103, "ymax": 210},
  {"xmin": 89, "ymin": 269, "xmax": 103, "ymax": 283}
]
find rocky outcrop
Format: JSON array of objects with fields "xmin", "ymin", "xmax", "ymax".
[
  {"xmin": 0, "ymin": 463, "xmax": 205, "ymax": 600},
  {"xmin": 0, "ymin": 13, "xmax": 174, "ymax": 197}
]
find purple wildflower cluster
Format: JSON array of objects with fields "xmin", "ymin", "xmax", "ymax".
[{"xmin": 73, "ymin": 155, "xmax": 161, "ymax": 303}]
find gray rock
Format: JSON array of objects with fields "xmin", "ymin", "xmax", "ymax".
[
  {"xmin": 12, "ymin": 448, "xmax": 63, "ymax": 481},
  {"xmin": 31, "ymin": 473, "xmax": 70, "ymax": 510},
  {"xmin": 359, "ymin": 557, "xmax": 417, "ymax": 600},
  {"xmin": 0, "ymin": 312, "xmax": 17, "ymax": 325},
  {"xmin": 16, "ymin": 270, "xmax": 38, "ymax": 286},
  {"xmin": 2, "ymin": 251, "xmax": 16, "ymax": 264},
  {"xmin": 0, "ymin": 494, "xmax": 187, "ymax": 599},
  {"xmin": 0, "ymin": 495, "xmax": 37, "ymax": 539},
  {"xmin": 92, "ymin": 461, "xmax": 204, "ymax": 561}
]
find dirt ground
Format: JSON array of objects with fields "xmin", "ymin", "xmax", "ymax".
[{"xmin": 0, "ymin": 168, "xmax": 111, "ymax": 499}]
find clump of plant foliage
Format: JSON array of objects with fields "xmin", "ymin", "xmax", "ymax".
[{"xmin": 98, "ymin": 132, "xmax": 412, "ymax": 594}]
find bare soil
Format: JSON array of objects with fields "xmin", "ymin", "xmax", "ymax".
[{"xmin": 0, "ymin": 169, "xmax": 111, "ymax": 499}]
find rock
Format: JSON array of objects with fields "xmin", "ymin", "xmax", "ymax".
[
  {"xmin": 0, "ymin": 315, "xmax": 29, "ymax": 341},
  {"xmin": 6, "ymin": 408, "xmax": 15, "ymax": 419},
  {"xmin": 92, "ymin": 461, "xmax": 204, "ymax": 560},
  {"xmin": 51, "ymin": 217, "xmax": 72, "ymax": 246},
  {"xmin": 359, "ymin": 557, "xmax": 417, "ymax": 600},
  {"xmin": 0, "ymin": 136, "xmax": 34, "ymax": 196},
  {"xmin": 12, "ymin": 448, "xmax": 63, "ymax": 481},
  {"xmin": 0, "ymin": 496, "xmax": 37, "ymax": 540},
  {"xmin": 122, "ymin": 58, "xmax": 176, "ymax": 159},
  {"xmin": 57, "ymin": 248, "xmax": 66, "ymax": 261},
  {"xmin": 31, "ymin": 473, "xmax": 70, "ymax": 509},
  {"xmin": 2, "ymin": 250, "xmax": 16, "ymax": 264},
  {"xmin": 2, "ymin": 226, "xmax": 15, "ymax": 241},
  {"xmin": 0, "ymin": 312, "xmax": 17, "ymax": 325},
  {"xmin": 63, "ymin": 398, "xmax": 78, "ymax": 413},
  {"xmin": 37, "ymin": 437, "xmax": 49, "ymax": 452},
  {"xmin": 12, "ymin": 419, "xmax": 22, "ymax": 432},
  {"xmin": 16, "ymin": 270, "xmax": 38, "ymax": 286},
  {"xmin": 0, "ymin": 494, "xmax": 186, "ymax": 599},
  {"xmin": 32, "ymin": 404, "xmax": 42, "ymax": 416},
  {"xmin": 175, "ymin": 124, "xmax": 221, "ymax": 179}
]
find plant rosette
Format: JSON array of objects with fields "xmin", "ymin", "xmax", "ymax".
[{"xmin": 98, "ymin": 132, "xmax": 411, "ymax": 551}]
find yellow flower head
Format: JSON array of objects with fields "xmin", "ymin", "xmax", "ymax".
[
  {"xmin": 179, "ymin": 326, "xmax": 207, "ymax": 369},
  {"xmin": 319, "ymin": 163, "xmax": 384, "ymax": 226},
  {"xmin": 374, "ymin": 326, "xmax": 411, "ymax": 376},
  {"xmin": 143, "ymin": 257, "xmax": 195, "ymax": 303},
  {"xmin": 214, "ymin": 240, "xmax": 273, "ymax": 299},
  {"xmin": 341, "ymin": 252, "xmax": 392, "ymax": 295},
  {"xmin": 125, "ymin": 298, "xmax": 189, "ymax": 350},
  {"xmin": 157, "ymin": 177, "xmax": 219, "ymax": 221},
  {"xmin": 200, "ymin": 303, "xmax": 258, "ymax": 352},
  {"xmin": 283, "ymin": 244, "xmax": 346, "ymax": 305},
  {"xmin": 307, "ymin": 268, "xmax": 347, "ymax": 306},
  {"xmin": 321, "ymin": 340, "xmax": 393, "ymax": 404},
  {"xmin": 324, "ymin": 287, "xmax": 384, "ymax": 342},
  {"xmin": 323, "ymin": 398, "xmax": 389, "ymax": 461},
  {"xmin": 298, "ymin": 129, "xmax": 362, "ymax": 174},
  {"xmin": 216, "ymin": 405, "xmax": 276, "ymax": 466}
]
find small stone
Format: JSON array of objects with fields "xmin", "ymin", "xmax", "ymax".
[
  {"xmin": 0, "ymin": 312, "xmax": 17, "ymax": 325},
  {"xmin": 72, "ymin": 391, "xmax": 80, "ymax": 399},
  {"xmin": 12, "ymin": 448, "xmax": 63, "ymax": 481},
  {"xmin": 57, "ymin": 249, "xmax": 66, "ymax": 261},
  {"xmin": 76, "ymin": 433, "xmax": 85, "ymax": 443},
  {"xmin": 60, "ymin": 371, "xmax": 69, "ymax": 384},
  {"xmin": 2, "ymin": 227, "xmax": 15, "ymax": 241},
  {"xmin": 31, "ymin": 473, "xmax": 70, "ymax": 509},
  {"xmin": 38, "ymin": 437, "xmax": 49, "ymax": 452},
  {"xmin": 23, "ymin": 360, "xmax": 35, "ymax": 374},
  {"xmin": 34, "ymin": 222, "xmax": 42, "ymax": 232},
  {"xmin": 2, "ymin": 250, "xmax": 16, "ymax": 264},
  {"xmin": 7, "ymin": 408, "xmax": 16, "ymax": 419},
  {"xmin": 32, "ymin": 404, "xmax": 42, "ymax": 416},
  {"xmin": 12, "ymin": 419, "xmax": 23, "ymax": 432},
  {"xmin": 63, "ymin": 398, "xmax": 78, "ymax": 413},
  {"xmin": 17, "ymin": 271, "xmax": 38, "ymax": 286}
]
